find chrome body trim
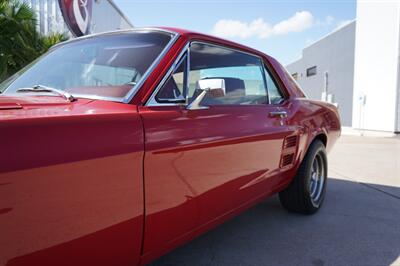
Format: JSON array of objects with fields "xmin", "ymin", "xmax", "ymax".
[
  {"xmin": 146, "ymin": 42, "xmax": 190, "ymax": 107},
  {"xmin": 269, "ymin": 111, "xmax": 288, "ymax": 118},
  {"xmin": 190, "ymin": 40, "xmax": 265, "ymax": 61},
  {"xmin": 51, "ymin": 27, "xmax": 179, "ymax": 50},
  {"xmin": 185, "ymin": 43, "xmax": 191, "ymax": 105},
  {"xmin": 64, "ymin": 93, "xmax": 123, "ymax": 102},
  {"xmin": 260, "ymin": 64, "xmax": 271, "ymax": 105}
]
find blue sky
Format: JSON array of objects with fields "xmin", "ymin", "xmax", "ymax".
[{"xmin": 113, "ymin": 0, "xmax": 356, "ymax": 65}]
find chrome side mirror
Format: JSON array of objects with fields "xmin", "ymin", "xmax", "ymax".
[{"xmin": 186, "ymin": 78, "xmax": 225, "ymax": 110}]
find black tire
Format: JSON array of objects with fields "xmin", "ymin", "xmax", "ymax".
[{"xmin": 279, "ymin": 140, "xmax": 327, "ymax": 215}]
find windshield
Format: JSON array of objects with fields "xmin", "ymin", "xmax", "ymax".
[{"xmin": 0, "ymin": 30, "xmax": 174, "ymax": 101}]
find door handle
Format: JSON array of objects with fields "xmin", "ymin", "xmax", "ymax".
[{"xmin": 269, "ymin": 111, "xmax": 287, "ymax": 118}]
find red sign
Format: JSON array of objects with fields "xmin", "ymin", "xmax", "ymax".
[{"xmin": 58, "ymin": 0, "xmax": 93, "ymax": 37}]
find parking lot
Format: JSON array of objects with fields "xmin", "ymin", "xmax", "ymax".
[{"xmin": 151, "ymin": 135, "xmax": 400, "ymax": 266}]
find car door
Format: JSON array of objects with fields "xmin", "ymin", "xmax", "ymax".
[{"xmin": 139, "ymin": 42, "xmax": 293, "ymax": 254}]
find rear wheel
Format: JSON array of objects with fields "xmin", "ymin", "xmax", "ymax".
[{"xmin": 279, "ymin": 140, "xmax": 327, "ymax": 214}]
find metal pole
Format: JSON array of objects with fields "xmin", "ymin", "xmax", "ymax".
[{"xmin": 324, "ymin": 71, "xmax": 328, "ymax": 102}]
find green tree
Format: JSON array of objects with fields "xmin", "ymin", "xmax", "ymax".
[{"xmin": 0, "ymin": 0, "xmax": 68, "ymax": 82}]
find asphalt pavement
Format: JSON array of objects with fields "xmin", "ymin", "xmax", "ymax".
[{"xmin": 150, "ymin": 135, "xmax": 400, "ymax": 266}]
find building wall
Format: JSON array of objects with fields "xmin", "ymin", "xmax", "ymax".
[
  {"xmin": 24, "ymin": 0, "xmax": 133, "ymax": 37},
  {"xmin": 25, "ymin": 0, "xmax": 70, "ymax": 35},
  {"xmin": 352, "ymin": 0, "xmax": 400, "ymax": 132},
  {"xmin": 286, "ymin": 21, "xmax": 356, "ymax": 127},
  {"xmin": 91, "ymin": 0, "xmax": 132, "ymax": 34}
]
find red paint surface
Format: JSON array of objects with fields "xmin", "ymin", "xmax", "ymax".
[{"xmin": 0, "ymin": 28, "xmax": 340, "ymax": 266}]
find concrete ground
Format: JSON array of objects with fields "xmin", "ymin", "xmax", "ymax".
[{"xmin": 150, "ymin": 135, "xmax": 400, "ymax": 266}]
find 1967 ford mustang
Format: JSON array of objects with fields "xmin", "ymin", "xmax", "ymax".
[{"xmin": 0, "ymin": 28, "xmax": 340, "ymax": 266}]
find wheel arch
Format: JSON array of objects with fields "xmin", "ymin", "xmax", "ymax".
[
  {"xmin": 313, "ymin": 132, "xmax": 327, "ymax": 147},
  {"xmin": 297, "ymin": 130, "xmax": 328, "ymax": 167}
]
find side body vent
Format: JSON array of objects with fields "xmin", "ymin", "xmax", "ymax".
[
  {"xmin": 280, "ymin": 135, "xmax": 299, "ymax": 168},
  {"xmin": 281, "ymin": 153, "xmax": 295, "ymax": 167},
  {"xmin": 283, "ymin": 135, "xmax": 298, "ymax": 149}
]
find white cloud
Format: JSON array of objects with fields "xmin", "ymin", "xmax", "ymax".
[
  {"xmin": 273, "ymin": 11, "xmax": 314, "ymax": 35},
  {"xmin": 325, "ymin": 15, "xmax": 335, "ymax": 25},
  {"xmin": 211, "ymin": 18, "xmax": 272, "ymax": 39},
  {"xmin": 211, "ymin": 11, "xmax": 314, "ymax": 39},
  {"xmin": 316, "ymin": 15, "xmax": 335, "ymax": 27}
]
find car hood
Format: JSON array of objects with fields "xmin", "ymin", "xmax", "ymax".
[
  {"xmin": 0, "ymin": 94, "xmax": 95, "ymax": 119},
  {"xmin": 0, "ymin": 94, "xmax": 139, "ymax": 122},
  {"xmin": 0, "ymin": 94, "xmax": 141, "ymax": 175},
  {"xmin": 0, "ymin": 95, "xmax": 85, "ymax": 108}
]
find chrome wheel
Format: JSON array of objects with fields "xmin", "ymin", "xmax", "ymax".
[{"xmin": 309, "ymin": 152, "xmax": 325, "ymax": 207}]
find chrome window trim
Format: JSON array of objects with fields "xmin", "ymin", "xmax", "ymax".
[
  {"xmin": 3, "ymin": 28, "xmax": 180, "ymax": 104},
  {"xmin": 184, "ymin": 43, "xmax": 191, "ymax": 105},
  {"xmin": 190, "ymin": 40, "xmax": 265, "ymax": 61},
  {"xmin": 63, "ymin": 93, "xmax": 123, "ymax": 102},
  {"xmin": 146, "ymin": 40, "xmax": 270, "ymax": 107},
  {"xmin": 51, "ymin": 27, "xmax": 179, "ymax": 50},
  {"xmin": 262, "ymin": 64, "xmax": 287, "ymax": 105},
  {"xmin": 147, "ymin": 42, "xmax": 190, "ymax": 107},
  {"xmin": 259, "ymin": 60, "xmax": 271, "ymax": 104}
]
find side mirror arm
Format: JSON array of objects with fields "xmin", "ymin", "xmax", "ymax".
[{"xmin": 186, "ymin": 88, "xmax": 210, "ymax": 110}]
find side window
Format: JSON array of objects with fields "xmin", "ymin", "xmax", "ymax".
[
  {"xmin": 263, "ymin": 66, "xmax": 284, "ymax": 104},
  {"xmin": 188, "ymin": 43, "xmax": 268, "ymax": 105},
  {"xmin": 155, "ymin": 54, "xmax": 187, "ymax": 103}
]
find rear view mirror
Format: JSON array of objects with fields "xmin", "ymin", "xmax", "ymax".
[
  {"xmin": 197, "ymin": 78, "xmax": 225, "ymax": 92},
  {"xmin": 187, "ymin": 78, "xmax": 225, "ymax": 110}
]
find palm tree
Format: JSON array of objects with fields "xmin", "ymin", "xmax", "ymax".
[{"xmin": 0, "ymin": 0, "xmax": 68, "ymax": 81}]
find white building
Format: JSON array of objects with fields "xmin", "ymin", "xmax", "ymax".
[
  {"xmin": 287, "ymin": 21, "xmax": 356, "ymax": 127},
  {"xmin": 24, "ymin": 0, "xmax": 133, "ymax": 37},
  {"xmin": 352, "ymin": 0, "xmax": 400, "ymax": 133},
  {"xmin": 287, "ymin": 0, "xmax": 400, "ymax": 134}
]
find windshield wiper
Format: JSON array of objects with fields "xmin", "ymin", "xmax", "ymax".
[{"xmin": 16, "ymin": 85, "xmax": 75, "ymax": 102}]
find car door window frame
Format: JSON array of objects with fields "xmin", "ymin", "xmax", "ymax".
[
  {"xmin": 262, "ymin": 64, "xmax": 286, "ymax": 105},
  {"xmin": 147, "ymin": 40, "xmax": 287, "ymax": 107},
  {"xmin": 147, "ymin": 43, "xmax": 190, "ymax": 106},
  {"xmin": 155, "ymin": 52, "xmax": 188, "ymax": 104},
  {"xmin": 263, "ymin": 61, "xmax": 291, "ymax": 105}
]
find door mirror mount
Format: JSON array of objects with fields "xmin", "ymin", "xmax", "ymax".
[{"xmin": 186, "ymin": 88, "xmax": 210, "ymax": 110}]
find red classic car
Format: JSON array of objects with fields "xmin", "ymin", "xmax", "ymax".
[{"xmin": 0, "ymin": 28, "xmax": 340, "ymax": 266}]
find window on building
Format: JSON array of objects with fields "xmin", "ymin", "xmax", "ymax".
[
  {"xmin": 306, "ymin": 66, "xmax": 317, "ymax": 77},
  {"xmin": 292, "ymin": 73, "xmax": 298, "ymax": 80}
]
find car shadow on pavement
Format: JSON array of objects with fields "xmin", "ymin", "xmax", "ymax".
[{"xmin": 150, "ymin": 178, "xmax": 400, "ymax": 266}]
